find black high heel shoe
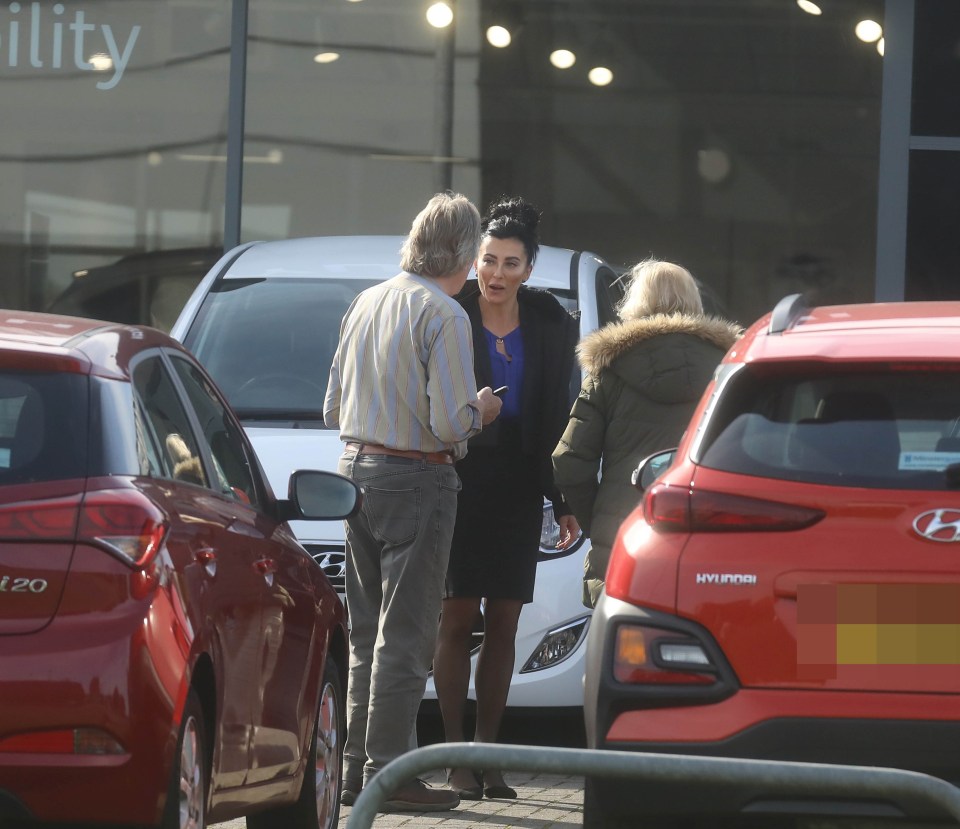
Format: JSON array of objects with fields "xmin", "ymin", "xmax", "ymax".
[
  {"xmin": 446, "ymin": 768, "xmax": 483, "ymax": 800},
  {"xmin": 480, "ymin": 771, "xmax": 517, "ymax": 800}
]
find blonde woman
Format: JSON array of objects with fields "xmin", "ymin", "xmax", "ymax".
[{"xmin": 552, "ymin": 259, "xmax": 742, "ymax": 607}]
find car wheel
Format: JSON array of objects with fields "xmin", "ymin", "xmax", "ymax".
[
  {"xmin": 247, "ymin": 659, "xmax": 344, "ymax": 829},
  {"xmin": 162, "ymin": 688, "xmax": 206, "ymax": 829}
]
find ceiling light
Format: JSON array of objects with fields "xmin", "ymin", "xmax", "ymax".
[
  {"xmin": 876, "ymin": 37, "xmax": 885, "ymax": 56},
  {"xmin": 313, "ymin": 52, "xmax": 340, "ymax": 63},
  {"xmin": 588, "ymin": 66, "xmax": 613, "ymax": 87},
  {"xmin": 426, "ymin": 2, "xmax": 453, "ymax": 28},
  {"xmin": 855, "ymin": 19, "xmax": 883, "ymax": 43},
  {"xmin": 796, "ymin": 0, "xmax": 822, "ymax": 15},
  {"xmin": 486, "ymin": 25, "xmax": 511, "ymax": 48},
  {"xmin": 549, "ymin": 49, "xmax": 576, "ymax": 69},
  {"xmin": 89, "ymin": 53, "xmax": 113, "ymax": 71}
]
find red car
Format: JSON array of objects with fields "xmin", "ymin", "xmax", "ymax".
[
  {"xmin": 584, "ymin": 295, "xmax": 960, "ymax": 828},
  {"xmin": 0, "ymin": 311, "xmax": 359, "ymax": 829}
]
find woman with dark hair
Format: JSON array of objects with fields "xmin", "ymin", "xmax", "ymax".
[{"xmin": 432, "ymin": 196, "xmax": 581, "ymax": 800}]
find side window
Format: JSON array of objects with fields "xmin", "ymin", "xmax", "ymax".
[
  {"xmin": 133, "ymin": 396, "xmax": 165, "ymax": 477},
  {"xmin": 169, "ymin": 354, "xmax": 259, "ymax": 507},
  {"xmin": 132, "ymin": 357, "xmax": 208, "ymax": 487}
]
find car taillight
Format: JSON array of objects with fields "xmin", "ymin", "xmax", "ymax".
[
  {"xmin": 0, "ymin": 494, "xmax": 82, "ymax": 540},
  {"xmin": 79, "ymin": 490, "xmax": 168, "ymax": 568},
  {"xmin": 643, "ymin": 484, "xmax": 825, "ymax": 532},
  {"xmin": 613, "ymin": 624, "xmax": 716, "ymax": 685}
]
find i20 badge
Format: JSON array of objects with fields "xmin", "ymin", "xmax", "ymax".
[
  {"xmin": 0, "ymin": 575, "xmax": 49, "ymax": 592},
  {"xmin": 912, "ymin": 509, "xmax": 960, "ymax": 542}
]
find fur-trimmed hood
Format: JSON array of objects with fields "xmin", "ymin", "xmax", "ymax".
[
  {"xmin": 577, "ymin": 313, "xmax": 742, "ymax": 404},
  {"xmin": 578, "ymin": 313, "xmax": 742, "ymax": 375}
]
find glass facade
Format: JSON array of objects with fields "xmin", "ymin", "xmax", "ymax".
[
  {"xmin": 905, "ymin": 0, "xmax": 960, "ymax": 301},
  {"xmin": 0, "ymin": 0, "xmax": 231, "ymax": 320},
  {"xmin": 2, "ymin": 0, "xmax": 934, "ymax": 331}
]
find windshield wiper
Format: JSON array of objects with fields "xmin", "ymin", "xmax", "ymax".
[{"xmin": 234, "ymin": 409, "xmax": 328, "ymax": 424}]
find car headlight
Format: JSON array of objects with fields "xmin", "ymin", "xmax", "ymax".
[
  {"xmin": 520, "ymin": 616, "xmax": 590, "ymax": 673},
  {"xmin": 538, "ymin": 501, "xmax": 585, "ymax": 559}
]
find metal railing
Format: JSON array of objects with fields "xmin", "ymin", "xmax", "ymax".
[{"xmin": 346, "ymin": 742, "xmax": 960, "ymax": 829}]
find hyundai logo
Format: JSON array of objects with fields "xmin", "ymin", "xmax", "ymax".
[{"xmin": 912, "ymin": 509, "xmax": 960, "ymax": 542}]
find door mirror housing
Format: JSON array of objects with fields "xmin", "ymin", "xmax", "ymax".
[
  {"xmin": 631, "ymin": 449, "xmax": 677, "ymax": 492},
  {"xmin": 278, "ymin": 470, "xmax": 362, "ymax": 521}
]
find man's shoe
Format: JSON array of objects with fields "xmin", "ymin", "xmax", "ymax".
[
  {"xmin": 382, "ymin": 778, "xmax": 460, "ymax": 812},
  {"xmin": 340, "ymin": 780, "xmax": 361, "ymax": 807}
]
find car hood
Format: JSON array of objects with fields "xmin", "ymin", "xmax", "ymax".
[{"xmin": 245, "ymin": 426, "xmax": 346, "ymax": 542}]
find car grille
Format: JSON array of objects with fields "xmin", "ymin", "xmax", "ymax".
[
  {"xmin": 302, "ymin": 544, "xmax": 346, "ymax": 599},
  {"xmin": 303, "ymin": 542, "xmax": 483, "ymax": 653}
]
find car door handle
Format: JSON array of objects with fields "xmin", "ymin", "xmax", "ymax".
[
  {"xmin": 254, "ymin": 558, "xmax": 277, "ymax": 587},
  {"xmin": 195, "ymin": 548, "xmax": 217, "ymax": 577}
]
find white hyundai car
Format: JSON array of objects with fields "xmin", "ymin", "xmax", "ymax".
[{"xmin": 171, "ymin": 236, "xmax": 622, "ymax": 709}]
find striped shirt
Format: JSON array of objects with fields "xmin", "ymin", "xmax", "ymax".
[{"xmin": 323, "ymin": 272, "xmax": 482, "ymax": 460}]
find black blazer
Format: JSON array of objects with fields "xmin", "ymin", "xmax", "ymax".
[{"xmin": 455, "ymin": 279, "xmax": 579, "ymax": 513}]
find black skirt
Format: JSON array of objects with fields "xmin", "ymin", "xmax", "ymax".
[{"xmin": 445, "ymin": 420, "xmax": 543, "ymax": 603}]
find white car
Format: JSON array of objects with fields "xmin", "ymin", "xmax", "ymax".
[{"xmin": 171, "ymin": 236, "xmax": 621, "ymax": 709}]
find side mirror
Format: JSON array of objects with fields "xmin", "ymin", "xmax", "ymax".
[
  {"xmin": 631, "ymin": 449, "xmax": 677, "ymax": 492},
  {"xmin": 279, "ymin": 470, "xmax": 362, "ymax": 521}
]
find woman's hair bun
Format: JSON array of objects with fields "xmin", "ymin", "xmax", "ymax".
[
  {"xmin": 485, "ymin": 196, "xmax": 540, "ymax": 233},
  {"xmin": 481, "ymin": 195, "xmax": 541, "ymax": 264}
]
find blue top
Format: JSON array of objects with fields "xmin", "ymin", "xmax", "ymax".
[{"xmin": 484, "ymin": 327, "xmax": 524, "ymax": 419}]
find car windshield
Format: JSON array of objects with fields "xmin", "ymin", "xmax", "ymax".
[
  {"xmin": 698, "ymin": 365, "xmax": 960, "ymax": 490},
  {"xmin": 184, "ymin": 277, "xmax": 377, "ymax": 422},
  {"xmin": 185, "ymin": 277, "xmax": 582, "ymax": 424}
]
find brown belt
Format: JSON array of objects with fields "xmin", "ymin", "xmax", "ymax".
[{"xmin": 345, "ymin": 442, "xmax": 454, "ymax": 465}]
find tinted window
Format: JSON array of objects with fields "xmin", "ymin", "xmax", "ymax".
[
  {"xmin": 0, "ymin": 373, "xmax": 88, "ymax": 485},
  {"xmin": 185, "ymin": 278, "xmax": 377, "ymax": 420},
  {"xmin": 699, "ymin": 366, "xmax": 960, "ymax": 490},
  {"xmin": 169, "ymin": 355, "xmax": 259, "ymax": 507},
  {"xmin": 132, "ymin": 357, "xmax": 208, "ymax": 488}
]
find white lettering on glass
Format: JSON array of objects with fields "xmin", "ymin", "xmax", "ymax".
[{"xmin": 1, "ymin": 1, "xmax": 140, "ymax": 90}]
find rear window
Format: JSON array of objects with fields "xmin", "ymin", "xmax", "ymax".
[
  {"xmin": 0, "ymin": 373, "xmax": 88, "ymax": 485},
  {"xmin": 698, "ymin": 365, "xmax": 960, "ymax": 490}
]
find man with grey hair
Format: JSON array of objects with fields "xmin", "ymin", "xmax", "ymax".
[{"xmin": 324, "ymin": 191, "xmax": 502, "ymax": 812}]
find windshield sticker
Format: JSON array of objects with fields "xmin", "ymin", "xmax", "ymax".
[{"xmin": 900, "ymin": 451, "xmax": 960, "ymax": 470}]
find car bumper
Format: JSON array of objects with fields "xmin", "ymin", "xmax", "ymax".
[
  {"xmin": 425, "ymin": 549, "xmax": 591, "ymax": 708},
  {"xmin": 0, "ymin": 593, "xmax": 183, "ymax": 824},
  {"xmin": 585, "ymin": 593, "xmax": 960, "ymax": 822}
]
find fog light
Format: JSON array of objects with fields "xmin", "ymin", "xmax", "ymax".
[{"xmin": 520, "ymin": 617, "xmax": 589, "ymax": 672}]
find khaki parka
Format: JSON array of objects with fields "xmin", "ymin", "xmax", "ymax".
[{"xmin": 552, "ymin": 313, "xmax": 742, "ymax": 607}]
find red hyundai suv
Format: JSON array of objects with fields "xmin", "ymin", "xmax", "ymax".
[
  {"xmin": 0, "ymin": 311, "xmax": 359, "ymax": 829},
  {"xmin": 584, "ymin": 295, "xmax": 960, "ymax": 828}
]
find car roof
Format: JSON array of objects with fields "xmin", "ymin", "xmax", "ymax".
[
  {"xmin": 218, "ymin": 235, "xmax": 579, "ymax": 292},
  {"xmin": 0, "ymin": 309, "xmax": 183, "ymax": 378},
  {"xmin": 737, "ymin": 297, "xmax": 960, "ymax": 364}
]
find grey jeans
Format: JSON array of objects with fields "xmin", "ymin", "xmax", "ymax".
[{"xmin": 337, "ymin": 451, "xmax": 461, "ymax": 786}]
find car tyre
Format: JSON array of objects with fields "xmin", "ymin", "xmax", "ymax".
[
  {"xmin": 247, "ymin": 659, "xmax": 344, "ymax": 829},
  {"xmin": 162, "ymin": 688, "xmax": 206, "ymax": 829}
]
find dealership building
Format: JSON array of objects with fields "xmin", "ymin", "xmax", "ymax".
[{"xmin": 0, "ymin": 0, "xmax": 953, "ymax": 328}]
